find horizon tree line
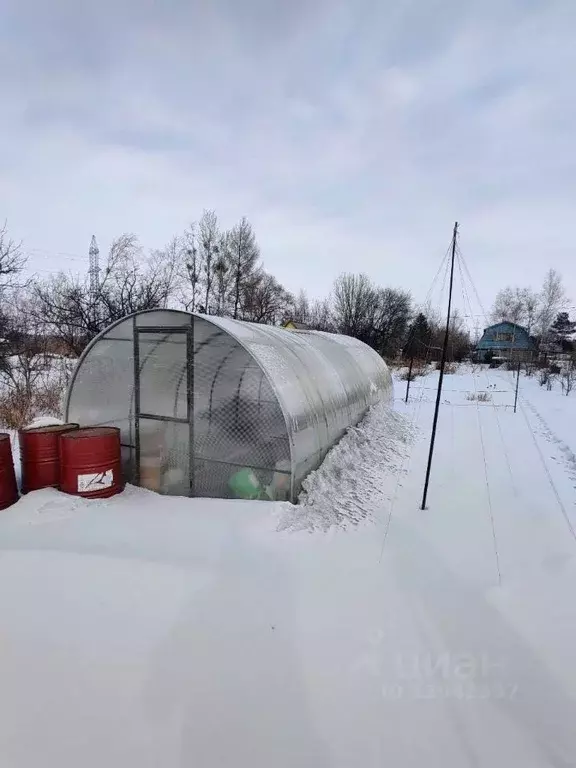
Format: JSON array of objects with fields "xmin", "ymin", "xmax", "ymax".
[{"xmin": 1, "ymin": 215, "xmax": 574, "ymax": 373}]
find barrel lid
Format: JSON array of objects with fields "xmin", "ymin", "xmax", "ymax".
[
  {"xmin": 62, "ymin": 427, "xmax": 120, "ymax": 439},
  {"xmin": 21, "ymin": 423, "xmax": 79, "ymax": 435}
]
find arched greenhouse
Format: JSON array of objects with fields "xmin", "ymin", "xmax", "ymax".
[{"xmin": 65, "ymin": 310, "xmax": 393, "ymax": 502}]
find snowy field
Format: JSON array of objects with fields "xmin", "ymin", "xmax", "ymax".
[{"xmin": 2, "ymin": 366, "xmax": 576, "ymax": 766}]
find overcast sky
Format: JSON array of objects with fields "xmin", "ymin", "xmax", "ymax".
[{"xmin": 1, "ymin": 0, "xmax": 575, "ymax": 322}]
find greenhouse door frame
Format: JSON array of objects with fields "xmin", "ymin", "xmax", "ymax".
[{"xmin": 133, "ymin": 323, "xmax": 195, "ymax": 496}]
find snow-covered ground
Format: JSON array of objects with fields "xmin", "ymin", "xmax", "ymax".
[{"xmin": 2, "ymin": 366, "xmax": 576, "ymax": 767}]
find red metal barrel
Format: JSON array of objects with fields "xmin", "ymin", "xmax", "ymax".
[
  {"xmin": 59, "ymin": 427, "xmax": 123, "ymax": 499},
  {"xmin": 0, "ymin": 433, "xmax": 18, "ymax": 510},
  {"xmin": 19, "ymin": 423, "xmax": 79, "ymax": 493}
]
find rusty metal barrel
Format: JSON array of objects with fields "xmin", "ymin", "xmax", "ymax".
[
  {"xmin": 59, "ymin": 427, "xmax": 123, "ymax": 499},
  {"xmin": 19, "ymin": 423, "xmax": 79, "ymax": 493},
  {"xmin": 0, "ymin": 433, "xmax": 19, "ymax": 510}
]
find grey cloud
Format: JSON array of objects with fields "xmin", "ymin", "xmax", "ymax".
[{"xmin": 1, "ymin": 0, "xmax": 576, "ymax": 305}]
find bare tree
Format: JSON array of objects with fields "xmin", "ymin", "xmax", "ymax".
[
  {"xmin": 521, "ymin": 288, "xmax": 540, "ymax": 335},
  {"xmin": 282, "ymin": 294, "xmax": 335, "ymax": 333},
  {"xmin": 213, "ymin": 231, "xmax": 232, "ymax": 315},
  {"xmin": 491, "ymin": 286, "xmax": 527, "ymax": 325},
  {"xmin": 420, "ymin": 308, "xmax": 471, "ymax": 363},
  {"xmin": 242, "ymin": 271, "xmax": 292, "ymax": 325},
  {"xmin": 157, "ymin": 236, "xmax": 184, "ymax": 310},
  {"xmin": 2, "ymin": 294, "xmax": 52, "ymax": 398},
  {"xmin": 178, "ymin": 225, "xmax": 202, "ymax": 312},
  {"xmin": 537, "ymin": 268, "xmax": 566, "ymax": 340},
  {"xmin": 0, "ymin": 222, "xmax": 28, "ymax": 378},
  {"xmin": 32, "ymin": 274, "xmax": 94, "ymax": 356},
  {"xmin": 173, "ymin": 211, "xmax": 293, "ymax": 323},
  {"xmin": 0, "ymin": 291, "xmax": 70, "ymax": 427},
  {"xmin": 490, "ymin": 286, "xmax": 541, "ymax": 335},
  {"xmin": 197, "ymin": 210, "xmax": 220, "ymax": 314},
  {"xmin": 291, "ymin": 290, "xmax": 311, "ymax": 324},
  {"xmin": 308, "ymin": 297, "xmax": 335, "ymax": 332},
  {"xmin": 0, "ymin": 221, "xmax": 27, "ymax": 293},
  {"xmin": 228, "ymin": 217, "xmax": 260, "ymax": 319},
  {"xmin": 97, "ymin": 234, "xmax": 177, "ymax": 320},
  {"xmin": 332, "ymin": 273, "xmax": 377, "ymax": 341},
  {"xmin": 33, "ymin": 234, "xmax": 179, "ymax": 355},
  {"xmin": 331, "ymin": 273, "xmax": 412, "ymax": 355},
  {"xmin": 370, "ymin": 287, "xmax": 412, "ymax": 358}
]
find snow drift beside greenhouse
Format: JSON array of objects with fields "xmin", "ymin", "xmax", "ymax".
[{"xmin": 292, "ymin": 403, "xmax": 416, "ymax": 531}]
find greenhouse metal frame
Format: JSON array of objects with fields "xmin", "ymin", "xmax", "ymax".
[{"xmin": 65, "ymin": 309, "xmax": 392, "ymax": 502}]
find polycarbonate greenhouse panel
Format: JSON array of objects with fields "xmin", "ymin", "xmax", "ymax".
[
  {"xmin": 207, "ymin": 316, "xmax": 392, "ymax": 493},
  {"xmin": 66, "ymin": 310, "xmax": 392, "ymax": 502}
]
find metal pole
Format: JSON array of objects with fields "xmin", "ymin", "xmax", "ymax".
[
  {"xmin": 514, "ymin": 360, "xmax": 520, "ymax": 413},
  {"xmin": 187, "ymin": 319, "xmax": 195, "ymax": 496},
  {"xmin": 133, "ymin": 319, "xmax": 141, "ymax": 487},
  {"xmin": 405, "ymin": 356, "xmax": 414, "ymax": 403},
  {"xmin": 421, "ymin": 221, "xmax": 458, "ymax": 510}
]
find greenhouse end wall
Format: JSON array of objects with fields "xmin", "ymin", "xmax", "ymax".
[{"xmin": 66, "ymin": 310, "xmax": 393, "ymax": 502}]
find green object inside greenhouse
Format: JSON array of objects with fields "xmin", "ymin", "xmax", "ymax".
[
  {"xmin": 228, "ymin": 468, "xmax": 262, "ymax": 500},
  {"xmin": 65, "ymin": 309, "xmax": 392, "ymax": 502}
]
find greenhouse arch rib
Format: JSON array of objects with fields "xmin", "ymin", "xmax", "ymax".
[
  {"xmin": 65, "ymin": 309, "xmax": 392, "ymax": 502},
  {"xmin": 64, "ymin": 309, "xmax": 192, "ymax": 419}
]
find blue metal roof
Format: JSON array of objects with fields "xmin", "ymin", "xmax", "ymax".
[{"xmin": 476, "ymin": 321, "xmax": 535, "ymax": 351}]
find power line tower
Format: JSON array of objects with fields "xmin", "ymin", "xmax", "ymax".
[
  {"xmin": 474, "ymin": 322, "xmax": 481, "ymax": 345},
  {"xmin": 89, "ymin": 235, "xmax": 100, "ymax": 303}
]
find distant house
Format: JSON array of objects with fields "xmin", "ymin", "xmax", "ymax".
[
  {"xmin": 475, "ymin": 321, "xmax": 535, "ymax": 362},
  {"xmin": 282, "ymin": 320, "xmax": 309, "ymax": 331}
]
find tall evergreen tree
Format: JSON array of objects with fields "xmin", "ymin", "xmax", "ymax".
[
  {"xmin": 404, "ymin": 313, "xmax": 431, "ymax": 358},
  {"xmin": 550, "ymin": 311, "xmax": 576, "ymax": 350}
]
